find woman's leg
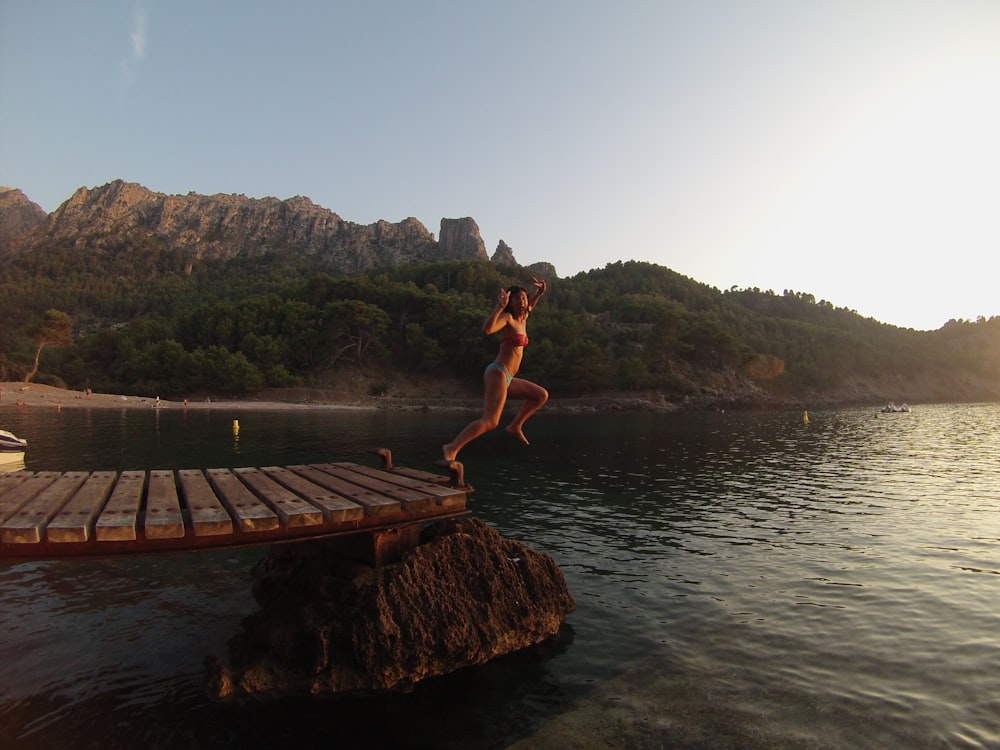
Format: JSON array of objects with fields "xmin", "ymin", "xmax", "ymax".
[
  {"xmin": 505, "ymin": 378, "xmax": 549, "ymax": 445},
  {"xmin": 442, "ymin": 370, "xmax": 509, "ymax": 460}
]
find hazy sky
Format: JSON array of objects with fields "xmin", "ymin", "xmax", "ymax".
[{"xmin": 2, "ymin": 1, "xmax": 998, "ymax": 330}]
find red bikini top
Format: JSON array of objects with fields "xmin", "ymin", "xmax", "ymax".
[{"xmin": 502, "ymin": 332, "xmax": 529, "ymax": 347}]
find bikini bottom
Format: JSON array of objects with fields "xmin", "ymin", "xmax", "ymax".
[{"xmin": 483, "ymin": 362, "xmax": 513, "ymax": 387}]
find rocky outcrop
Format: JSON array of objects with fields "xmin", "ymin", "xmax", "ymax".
[
  {"xmin": 206, "ymin": 517, "xmax": 575, "ymax": 699},
  {"xmin": 527, "ymin": 260, "xmax": 558, "ymax": 279},
  {"xmin": 479, "ymin": 238, "xmax": 559, "ymax": 277},
  {"xmin": 0, "ymin": 188, "xmax": 47, "ymax": 248},
  {"xmin": 10, "ymin": 180, "xmax": 442, "ymax": 272},
  {"xmin": 491, "ymin": 239, "xmax": 518, "ymax": 267},
  {"xmin": 437, "ymin": 217, "xmax": 489, "ymax": 261},
  {"xmin": 0, "ymin": 181, "xmax": 531, "ymax": 273}
]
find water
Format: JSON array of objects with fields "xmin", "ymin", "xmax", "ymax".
[{"xmin": 1, "ymin": 402, "xmax": 998, "ymax": 749}]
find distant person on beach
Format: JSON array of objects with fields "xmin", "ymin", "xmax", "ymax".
[{"xmin": 442, "ymin": 278, "xmax": 549, "ymax": 461}]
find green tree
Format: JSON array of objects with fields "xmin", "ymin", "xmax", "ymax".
[
  {"xmin": 24, "ymin": 309, "xmax": 73, "ymax": 383},
  {"xmin": 321, "ymin": 300, "xmax": 391, "ymax": 366}
]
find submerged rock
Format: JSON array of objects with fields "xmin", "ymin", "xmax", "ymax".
[{"xmin": 206, "ymin": 517, "xmax": 575, "ymax": 699}]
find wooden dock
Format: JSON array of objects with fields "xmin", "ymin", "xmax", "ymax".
[{"xmin": 0, "ymin": 454, "xmax": 471, "ymax": 565}]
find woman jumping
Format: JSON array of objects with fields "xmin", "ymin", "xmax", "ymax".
[{"xmin": 442, "ymin": 278, "xmax": 549, "ymax": 461}]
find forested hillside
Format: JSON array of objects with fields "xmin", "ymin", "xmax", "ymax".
[{"xmin": 3, "ymin": 234, "xmax": 999, "ymax": 408}]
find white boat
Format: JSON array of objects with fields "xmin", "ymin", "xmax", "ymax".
[
  {"xmin": 880, "ymin": 403, "xmax": 911, "ymax": 413},
  {"xmin": 0, "ymin": 429, "xmax": 28, "ymax": 464}
]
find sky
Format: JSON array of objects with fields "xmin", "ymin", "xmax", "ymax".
[{"xmin": 2, "ymin": 1, "xmax": 999, "ymax": 331}]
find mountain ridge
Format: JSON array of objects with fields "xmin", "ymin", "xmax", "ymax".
[
  {"xmin": 0, "ymin": 180, "xmax": 555, "ymax": 277},
  {"xmin": 2, "ymin": 181, "xmax": 997, "ymax": 408}
]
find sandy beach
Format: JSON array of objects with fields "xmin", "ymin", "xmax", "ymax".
[
  {"xmin": 0, "ymin": 381, "xmax": 677, "ymax": 415},
  {"xmin": 0, "ymin": 381, "xmax": 377, "ymax": 412}
]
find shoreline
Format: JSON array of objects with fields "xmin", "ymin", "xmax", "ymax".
[
  {"xmin": 0, "ymin": 382, "xmax": 686, "ymax": 415},
  {"xmin": 12, "ymin": 380, "xmax": 966, "ymax": 415},
  {"xmin": 0, "ymin": 382, "xmax": 382, "ymax": 413}
]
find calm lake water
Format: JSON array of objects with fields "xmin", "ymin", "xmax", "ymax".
[{"xmin": 1, "ymin": 401, "xmax": 998, "ymax": 749}]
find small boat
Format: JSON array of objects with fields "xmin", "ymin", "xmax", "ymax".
[
  {"xmin": 880, "ymin": 403, "xmax": 911, "ymax": 413},
  {"xmin": 0, "ymin": 429, "xmax": 28, "ymax": 464}
]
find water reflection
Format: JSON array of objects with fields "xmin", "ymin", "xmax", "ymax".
[{"xmin": 1, "ymin": 403, "xmax": 999, "ymax": 748}]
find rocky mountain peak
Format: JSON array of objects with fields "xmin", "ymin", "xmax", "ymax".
[
  {"xmin": 491, "ymin": 239, "xmax": 518, "ymax": 267},
  {"xmin": 0, "ymin": 180, "xmax": 559, "ymax": 278},
  {"xmin": 0, "ymin": 187, "xmax": 47, "ymax": 246},
  {"xmin": 437, "ymin": 217, "xmax": 489, "ymax": 262}
]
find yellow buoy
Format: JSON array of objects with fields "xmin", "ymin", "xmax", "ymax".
[
  {"xmin": 803, "ymin": 410, "xmax": 809, "ymax": 425},
  {"xmin": 232, "ymin": 419, "xmax": 240, "ymax": 436}
]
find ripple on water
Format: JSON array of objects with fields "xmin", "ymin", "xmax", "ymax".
[{"xmin": 2, "ymin": 403, "xmax": 999, "ymax": 748}]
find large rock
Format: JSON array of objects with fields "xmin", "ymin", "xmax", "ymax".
[
  {"xmin": 491, "ymin": 239, "xmax": 518, "ymax": 268},
  {"xmin": 206, "ymin": 517, "xmax": 575, "ymax": 699},
  {"xmin": 0, "ymin": 188, "xmax": 47, "ymax": 248},
  {"xmin": 437, "ymin": 217, "xmax": 489, "ymax": 261},
  {"xmin": 527, "ymin": 260, "xmax": 558, "ymax": 279}
]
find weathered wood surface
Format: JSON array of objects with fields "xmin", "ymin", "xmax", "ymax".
[{"xmin": 0, "ymin": 461, "xmax": 469, "ymax": 560}]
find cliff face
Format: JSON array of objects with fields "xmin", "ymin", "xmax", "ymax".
[
  {"xmin": 0, "ymin": 180, "xmax": 527, "ymax": 274},
  {"xmin": 0, "ymin": 188, "xmax": 47, "ymax": 247},
  {"xmin": 437, "ymin": 217, "xmax": 489, "ymax": 262},
  {"xmin": 491, "ymin": 239, "xmax": 518, "ymax": 267}
]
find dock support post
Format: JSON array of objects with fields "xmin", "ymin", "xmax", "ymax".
[
  {"xmin": 370, "ymin": 524, "xmax": 421, "ymax": 566},
  {"xmin": 371, "ymin": 448, "xmax": 393, "ymax": 470},
  {"xmin": 433, "ymin": 459, "xmax": 467, "ymax": 489},
  {"xmin": 315, "ymin": 524, "xmax": 422, "ymax": 567}
]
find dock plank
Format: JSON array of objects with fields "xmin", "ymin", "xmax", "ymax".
[
  {"xmin": 285, "ymin": 464, "xmax": 399, "ymax": 517},
  {"xmin": 349, "ymin": 464, "xmax": 468, "ymax": 510},
  {"xmin": 316, "ymin": 462, "xmax": 433, "ymax": 513},
  {"xmin": 205, "ymin": 468, "xmax": 279, "ymax": 532},
  {"xmin": 95, "ymin": 471, "xmax": 146, "ymax": 541},
  {"xmin": 46, "ymin": 471, "xmax": 117, "ymax": 542},
  {"xmin": 260, "ymin": 466, "xmax": 366, "ymax": 522},
  {"xmin": 233, "ymin": 467, "xmax": 323, "ymax": 527},
  {"xmin": 0, "ymin": 460, "xmax": 472, "ymax": 561},
  {"xmin": 319, "ymin": 463, "xmax": 436, "ymax": 512},
  {"xmin": 0, "ymin": 472, "xmax": 89, "ymax": 544},
  {"xmin": 177, "ymin": 469, "xmax": 234, "ymax": 536},
  {"xmin": 0, "ymin": 472, "xmax": 29, "ymax": 497},
  {"xmin": 0, "ymin": 472, "xmax": 61, "ymax": 525},
  {"xmin": 144, "ymin": 470, "xmax": 185, "ymax": 539}
]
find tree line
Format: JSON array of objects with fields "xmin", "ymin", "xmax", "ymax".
[{"xmin": 2, "ymin": 240, "xmax": 999, "ymax": 403}]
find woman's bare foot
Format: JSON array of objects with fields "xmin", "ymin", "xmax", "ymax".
[
  {"xmin": 442, "ymin": 443, "xmax": 458, "ymax": 461},
  {"xmin": 506, "ymin": 425, "xmax": 530, "ymax": 445}
]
